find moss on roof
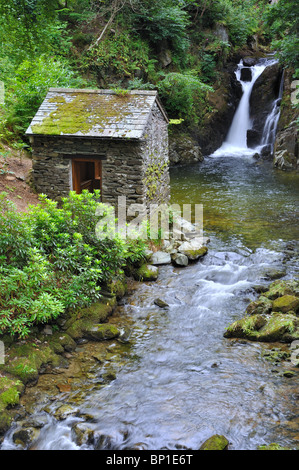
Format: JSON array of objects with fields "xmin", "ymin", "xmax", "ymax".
[{"xmin": 31, "ymin": 92, "xmax": 135, "ymax": 136}]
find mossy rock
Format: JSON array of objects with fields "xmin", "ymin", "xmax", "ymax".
[
  {"xmin": 106, "ymin": 278, "xmax": 128, "ymax": 300},
  {"xmin": 83, "ymin": 323, "xmax": 120, "ymax": 341},
  {"xmin": 224, "ymin": 314, "xmax": 267, "ymax": 340},
  {"xmin": 246, "ymin": 296, "xmax": 272, "ymax": 315},
  {"xmin": 272, "ymin": 295, "xmax": 299, "ymax": 314},
  {"xmin": 257, "ymin": 443, "xmax": 292, "ymax": 450},
  {"xmin": 225, "ymin": 313, "xmax": 298, "ymax": 343},
  {"xmin": 0, "ymin": 376, "xmax": 24, "ymax": 411},
  {"xmin": 65, "ymin": 298, "xmax": 117, "ymax": 339},
  {"xmin": 257, "ymin": 313, "xmax": 298, "ymax": 342},
  {"xmin": 183, "ymin": 246, "xmax": 208, "ymax": 261},
  {"xmin": 2, "ymin": 343, "xmax": 62, "ymax": 384},
  {"xmin": 80, "ymin": 297, "xmax": 117, "ymax": 322},
  {"xmin": 133, "ymin": 264, "xmax": 159, "ymax": 282},
  {"xmin": 199, "ymin": 434, "xmax": 229, "ymax": 450},
  {"xmin": 263, "ymin": 279, "xmax": 299, "ymax": 300}
]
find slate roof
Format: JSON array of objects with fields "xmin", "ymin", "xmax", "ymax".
[{"xmin": 26, "ymin": 88, "xmax": 168, "ymax": 140}]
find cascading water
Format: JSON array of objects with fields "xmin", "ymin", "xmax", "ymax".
[
  {"xmin": 213, "ymin": 58, "xmax": 280, "ymax": 157},
  {"xmin": 1, "ymin": 57, "xmax": 298, "ymax": 453},
  {"xmin": 260, "ymin": 69, "xmax": 284, "ymax": 152}
]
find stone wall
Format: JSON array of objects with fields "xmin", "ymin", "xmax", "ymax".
[
  {"xmin": 30, "ymin": 102, "xmax": 170, "ymax": 207},
  {"xmin": 140, "ymin": 102, "xmax": 170, "ymax": 206}
]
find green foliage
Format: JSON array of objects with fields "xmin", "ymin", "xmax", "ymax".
[
  {"xmin": 263, "ymin": 0, "xmax": 299, "ymax": 70},
  {"xmin": 157, "ymin": 71, "xmax": 213, "ymax": 124},
  {"xmin": 0, "ymin": 0, "xmax": 59, "ymax": 59},
  {"xmin": 0, "ymin": 191, "xmax": 146, "ymax": 338},
  {"xmin": 130, "ymin": 1, "xmax": 190, "ymax": 54},
  {"xmin": 0, "ymin": 55, "xmax": 86, "ymax": 140},
  {"xmin": 87, "ymin": 30, "xmax": 156, "ymax": 81}
]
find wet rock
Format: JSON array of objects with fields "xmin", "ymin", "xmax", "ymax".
[
  {"xmin": 243, "ymin": 57, "xmax": 258, "ymax": 67},
  {"xmin": 247, "ymin": 129, "xmax": 260, "ymax": 148},
  {"xmin": 133, "ymin": 264, "xmax": 159, "ymax": 282},
  {"xmin": 240, "ymin": 67, "xmax": 252, "ymax": 82},
  {"xmin": 151, "ymin": 251, "xmax": 171, "ymax": 265},
  {"xmin": 12, "ymin": 427, "xmax": 40, "ymax": 448},
  {"xmin": 281, "ymin": 370, "xmax": 296, "ymax": 378},
  {"xmin": 154, "ymin": 298, "xmax": 169, "ymax": 308},
  {"xmin": 262, "ymin": 268, "xmax": 286, "ymax": 280},
  {"xmin": 171, "ymin": 253, "xmax": 189, "ymax": 267},
  {"xmin": 71, "ymin": 422, "xmax": 95, "ymax": 447},
  {"xmin": 260, "ymin": 144, "xmax": 273, "ymax": 160},
  {"xmin": 54, "ymin": 404, "xmax": 79, "ymax": 420},
  {"xmin": 178, "ymin": 240, "xmax": 208, "ymax": 262},
  {"xmin": 199, "ymin": 434, "xmax": 229, "ymax": 450},
  {"xmin": 249, "ymin": 62, "xmax": 282, "ymax": 145}
]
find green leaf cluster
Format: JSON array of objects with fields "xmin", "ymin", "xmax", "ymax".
[
  {"xmin": 157, "ymin": 71, "xmax": 213, "ymax": 124},
  {"xmin": 0, "ymin": 191, "xmax": 146, "ymax": 338}
]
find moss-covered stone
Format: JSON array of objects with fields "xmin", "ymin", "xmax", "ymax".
[
  {"xmin": 0, "ymin": 377, "xmax": 24, "ymax": 410},
  {"xmin": 224, "ymin": 314, "xmax": 267, "ymax": 340},
  {"xmin": 263, "ymin": 279, "xmax": 299, "ymax": 300},
  {"xmin": 257, "ymin": 314, "xmax": 298, "ymax": 342},
  {"xmin": 246, "ymin": 296, "xmax": 272, "ymax": 315},
  {"xmin": 272, "ymin": 295, "xmax": 299, "ymax": 314},
  {"xmin": 83, "ymin": 323, "xmax": 120, "ymax": 341},
  {"xmin": 257, "ymin": 443, "xmax": 292, "ymax": 450},
  {"xmin": 182, "ymin": 246, "xmax": 208, "ymax": 261},
  {"xmin": 199, "ymin": 434, "xmax": 229, "ymax": 450},
  {"xmin": 133, "ymin": 264, "xmax": 159, "ymax": 282},
  {"xmin": 225, "ymin": 313, "xmax": 298, "ymax": 343}
]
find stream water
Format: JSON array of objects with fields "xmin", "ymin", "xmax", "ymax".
[{"xmin": 1, "ymin": 61, "xmax": 299, "ymax": 451}]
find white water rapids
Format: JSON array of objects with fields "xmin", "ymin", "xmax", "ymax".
[{"xmin": 1, "ymin": 57, "xmax": 298, "ymax": 452}]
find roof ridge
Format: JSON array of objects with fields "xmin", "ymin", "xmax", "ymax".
[{"xmin": 48, "ymin": 88, "xmax": 158, "ymax": 96}]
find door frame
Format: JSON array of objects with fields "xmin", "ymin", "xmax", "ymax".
[{"xmin": 71, "ymin": 158, "xmax": 103, "ymax": 197}]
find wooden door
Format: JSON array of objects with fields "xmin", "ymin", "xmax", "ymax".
[{"xmin": 72, "ymin": 159, "xmax": 102, "ymax": 196}]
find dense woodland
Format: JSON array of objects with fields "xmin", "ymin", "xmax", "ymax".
[
  {"xmin": 0, "ymin": 0, "xmax": 298, "ymax": 338},
  {"xmin": 0, "ymin": 0, "xmax": 298, "ymax": 143}
]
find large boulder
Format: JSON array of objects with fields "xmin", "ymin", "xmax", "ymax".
[
  {"xmin": 169, "ymin": 132, "xmax": 203, "ymax": 166},
  {"xmin": 224, "ymin": 279, "xmax": 299, "ymax": 343},
  {"xmin": 248, "ymin": 62, "xmax": 283, "ymax": 148},
  {"xmin": 274, "ymin": 121, "xmax": 298, "ymax": 170}
]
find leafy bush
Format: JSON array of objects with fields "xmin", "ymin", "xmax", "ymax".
[
  {"xmin": 0, "ymin": 55, "xmax": 86, "ymax": 141},
  {"xmin": 157, "ymin": 71, "xmax": 213, "ymax": 124},
  {"xmin": 131, "ymin": 2, "xmax": 190, "ymax": 54},
  {"xmin": 87, "ymin": 30, "xmax": 155, "ymax": 81},
  {"xmin": 0, "ymin": 191, "xmax": 146, "ymax": 338},
  {"xmin": 262, "ymin": 0, "xmax": 299, "ymax": 70}
]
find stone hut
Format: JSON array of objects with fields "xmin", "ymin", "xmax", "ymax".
[{"xmin": 26, "ymin": 88, "xmax": 170, "ymax": 207}]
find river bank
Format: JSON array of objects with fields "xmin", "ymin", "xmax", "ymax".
[{"xmin": 1, "ymin": 231, "xmax": 299, "ymax": 450}]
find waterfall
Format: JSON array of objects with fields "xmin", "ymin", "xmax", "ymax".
[
  {"xmin": 260, "ymin": 69, "xmax": 284, "ymax": 151},
  {"xmin": 212, "ymin": 58, "xmax": 279, "ymax": 157}
]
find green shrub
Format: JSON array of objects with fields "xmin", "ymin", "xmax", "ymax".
[
  {"xmin": 0, "ymin": 191, "xmax": 146, "ymax": 338},
  {"xmin": 0, "ymin": 55, "xmax": 86, "ymax": 140},
  {"xmin": 157, "ymin": 71, "xmax": 213, "ymax": 124}
]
